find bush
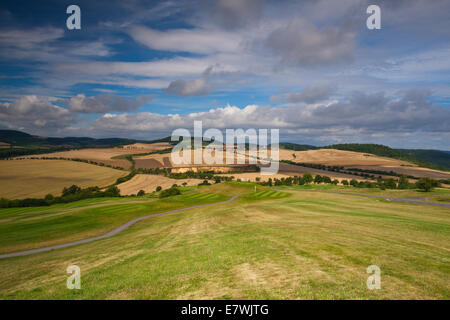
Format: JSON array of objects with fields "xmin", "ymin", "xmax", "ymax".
[
  {"xmin": 416, "ymin": 178, "xmax": 439, "ymax": 192},
  {"xmin": 384, "ymin": 178, "xmax": 397, "ymax": 189},
  {"xmin": 62, "ymin": 185, "xmax": 81, "ymax": 197},
  {"xmin": 397, "ymin": 175, "xmax": 409, "ymax": 189},
  {"xmin": 104, "ymin": 186, "xmax": 120, "ymax": 197},
  {"xmin": 137, "ymin": 190, "xmax": 145, "ymax": 196},
  {"xmin": 159, "ymin": 187, "xmax": 181, "ymax": 198},
  {"xmin": 341, "ymin": 180, "xmax": 349, "ymax": 186},
  {"xmin": 322, "ymin": 176, "xmax": 332, "ymax": 184},
  {"xmin": 303, "ymin": 173, "xmax": 313, "ymax": 184},
  {"xmin": 156, "ymin": 186, "xmax": 162, "ymax": 192}
]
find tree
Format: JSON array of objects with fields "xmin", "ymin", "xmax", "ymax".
[
  {"xmin": 62, "ymin": 185, "xmax": 81, "ymax": 197},
  {"xmin": 159, "ymin": 187, "xmax": 181, "ymax": 198},
  {"xmin": 397, "ymin": 175, "xmax": 409, "ymax": 189},
  {"xmin": 350, "ymin": 179, "xmax": 358, "ymax": 187},
  {"xmin": 302, "ymin": 173, "xmax": 313, "ymax": 184},
  {"xmin": 416, "ymin": 178, "xmax": 439, "ymax": 192},
  {"xmin": 332, "ymin": 179, "xmax": 339, "ymax": 185},
  {"xmin": 137, "ymin": 190, "xmax": 145, "ymax": 196},
  {"xmin": 104, "ymin": 186, "xmax": 120, "ymax": 197},
  {"xmin": 156, "ymin": 186, "xmax": 162, "ymax": 192},
  {"xmin": 322, "ymin": 176, "xmax": 332, "ymax": 184},
  {"xmin": 314, "ymin": 175, "xmax": 322, "ymax": 184},
  {"xmin": 341, "ymin": 180, "xmax": 349, "ymax": 186},
  {"xmin": 384, "ymin": 178, "xmax": 397, "ymax": 189},
  {"xmin": 268, "ymin": 178, "xmax": 273, "ymax": 187}
]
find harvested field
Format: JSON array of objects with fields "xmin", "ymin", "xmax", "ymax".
[
  {"xmin": 122, "ymin": 142, "xmax": 171, "ymax": 151},
  {"xmin": 279, "ymin": 148, "xmax": 412, "ymax": 167},
  {"xmin": 347, "ymin": 165, "xmax": 450, "ymax": 180},
  {"xmin": 135, "ymin": 149, "xmax": 258, "ymax": 167},
  {"xmin": 0, "ymin": 159, "xmax": 127, "ymax": 199},
  {"xmin": 117, "ymin": 174, "xmax": 204, "ymax": 195},
  {"xmin": 15, "ymin": 143, "xmax": 172, "ymax": 170},
  {"xmin": 134, "ymin": 158, "xmax": 165, "ymax": 169},
  {"xmin": 18, "ymin": 148, "xmax": 136, "ymax": 169},
  {"xmin": 278, "ymin": 163, "xmax": 365, "ymax": 180}
]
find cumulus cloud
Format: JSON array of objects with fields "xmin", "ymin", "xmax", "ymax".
[
  {"xmin": 271, "ymin": 86, "xmax": 335, "ymax": 104},
  {"xmin": 68, "ymin": 94, "xmax": 154, "ymax": 113},
  {"xmin": 163, "ymin": 78, "xmax": 212, "ymax": 96},
  {"xmin": 92, "ymin": 89, "xmax": 449, "ymax": 138},
  {"xmin": 0, "ymin": 95, "xmax": 73, "ymax": 133},
  {"xmin": 265, "ymin": 18, "xmax": 355, "ymax": 67}
]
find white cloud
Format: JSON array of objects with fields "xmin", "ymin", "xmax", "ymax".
[
  {"xmin": 128, "ymin": 25, "xmax": 241, "ymax": 54},
  {"xmin": 0, "ymin": 95, "xmax": 73, "ymax": 132}
]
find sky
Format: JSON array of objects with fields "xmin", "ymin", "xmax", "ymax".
[{"xmin": 0, "ymin": 0, "xmax": 449, "ymax": 150}]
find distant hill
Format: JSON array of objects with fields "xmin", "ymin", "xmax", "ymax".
[
  {"xmin": 1, "ymin": 130, "xmax": 449, "ymax": 170},
  {"xmin": 279, "ymin": 142, "xmax": 317, "ymax": 151},
  {"xmin": 398, "ymin": 149, "xmax": 450, "ymax": 170},
  {"xmin": 0, "ymin": 129, "xmax": 166, "ymax": 159},
  {"xmin": 0, "ymin": 130, "xmax": 138, "ymax": 148},
  {"xmin": 324, "ymin": 143, "xmax": 450, "ymax": 171}
]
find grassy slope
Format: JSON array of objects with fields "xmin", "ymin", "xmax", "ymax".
[{"xmin": 0, "ymin": 183, "xmax": 448, "ymax": 299}]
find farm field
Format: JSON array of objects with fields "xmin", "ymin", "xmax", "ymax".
[
  {"xmin": 0, "ymin": 183, "xmax": 448, "ymax": 299},
  {"xmin": 0, "ymin": 160, "xmax": 127, "ymax": 199},
  {"xmin": 278, "ymin": 148, "xmax": 411, "ymax": 166},
  {"xmin": 117, "ymin": 174, "xmax": 205, "ymax": 195},
  {"xmin": 17, "ymin": 142, "xmax": 171, "ymax": 169},
  {"xmin": 347, "ymin": 165, "xmax": 450, "ymax": 180}
]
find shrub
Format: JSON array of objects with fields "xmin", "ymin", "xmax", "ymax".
[
  {"xmin": 322, "ymin": 176, "xmax": 332, "ymax": 184},
  {"xmin": 62, "ymin": 185, "xmax": 81, "ymax": 197},
  {"xmin": 416, "ymin": 178, "xmax": 439, "ymax": 192},
  {"xmin": 156, "ymin": 186, "xmax": 162, "ymax": 192},
  {"xmin": 302, "ymin": 173, "xmax": 313, "ymax": 184},
  {"xmin": 137, "ymin": 190, "xmax": 145, "ymax": 196},
  {"xmin": 159, "ymin": 187, "xmax": 181, "ymax": 198},
  {"xmin": 198, "ymin": 180, "xmax": 211, "ymax": 186},
  {"xmin": 397, "ymin": 175, "xmax": 409, "ymax": 189}
]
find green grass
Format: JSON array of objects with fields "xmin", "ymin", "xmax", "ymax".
[
  {"xmin": 0, "ymin": 182, "xmax": 449, "ymax": 299},
  {"xmin": 0, "ymin": 192, "xmax": 228, "ymax": 254}
]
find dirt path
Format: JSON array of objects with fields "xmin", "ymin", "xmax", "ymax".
[{"xmin": 0, "ymin": 195, "xmax": 240, "ymax": 259}]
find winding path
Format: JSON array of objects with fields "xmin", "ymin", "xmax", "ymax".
[{"xmin": 0, "ymin": 194, "xmax": 240, "ymax": 260}]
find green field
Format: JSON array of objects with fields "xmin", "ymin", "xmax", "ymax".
[{"xmin": 0, "ymin": 183, "xmax": 449, "ymax": 299}]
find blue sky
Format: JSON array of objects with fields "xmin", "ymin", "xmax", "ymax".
[{"xmin": 0, "ymin": 0, "xmax": 449, "ymax": 149}]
